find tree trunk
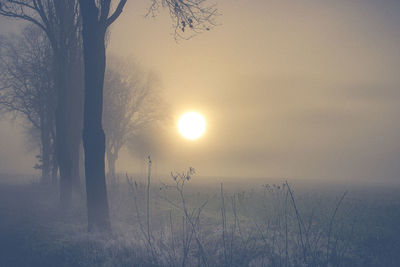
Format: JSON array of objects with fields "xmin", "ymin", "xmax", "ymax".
[
  {"xmin": 50, "ymin": 116, "xmax": 59, "ymax": 185},
  {"xmin": 80, "ymin": 1, "xmax": 111, "ymax": 232},
  {"xmin": 79, "ymin": 143, "xmax": 85, "ymax": 187},
  {"xmin": 51, "ymin": 158, "xmax": 58, "ymax": 184},
  {"xmin": 71, "ymin": 142, "xmax": 82, "ymax": 194},
  {"xmin": 106, "ymin": 147, "xmax": 117, "ymax": 182},
  {"xmin": 67, "ymin": 51, "xmax": 84, "ymax": 196},
  {"xmin": 40, "ymin": 111, "xmax": 51, "ymax": 184},
  {"xmin": 54, "ymin": 37, "xmax": 84, "ymax": 207},
  {"xmin": 57, "ymin": 60, "xmax": 84, "ymax": 206},
  {"xmin": 54, "ymin": 50, "xmax": 73, "ymax": 209}
]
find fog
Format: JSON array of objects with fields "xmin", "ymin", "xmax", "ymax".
[
  {"xmin": 111, "ymin": 0, "xmax": 400, "ymax": 182},
  {"xmin": 2, "ymin": 0, "xmax": 400, "ymax": 182},
  {"xmin": 2, "ymin": 1, "xmax": 400, "ymax": 266}
]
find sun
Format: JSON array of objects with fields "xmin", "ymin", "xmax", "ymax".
[{"xmin": 178, "ymin": 112, "xmax": 206, "ymax": 140}]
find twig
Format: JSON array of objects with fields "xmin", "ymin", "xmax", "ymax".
[
  {"xmin": 285, "ymin": 181, "xmax": 307, "ymax": 263},
  {"xmin": 285, "ymin": 189, "xmax": 289, "ymax": 267},
  {"xmin": 220, "ymin": 183, "xmax": 227, "ymax": 265},
  {"xmin": 326, "ymin": 191, "xmax": 347, "ymax": 265},
  {"xmin": 146, "ymin": 156, "xmax": 152, "ymax": 254}
]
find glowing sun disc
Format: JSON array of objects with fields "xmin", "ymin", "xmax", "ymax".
[{"xmin": 178, "ymin": 112, "xmax": 206, "ymax": 140}]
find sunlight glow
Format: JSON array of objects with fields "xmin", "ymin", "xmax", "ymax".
[{"xmin": 178, "ymin": 112, "xmax": 206, "ymax": 140}]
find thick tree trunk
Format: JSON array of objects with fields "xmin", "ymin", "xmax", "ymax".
[
  {"xmin": 54, "ymin": 34, "xmax": 84, "ymax": 207},
  {"xmin": 80, "ymin": 2, "xmax": 111, "ymax": 232},
  {"xmin": 40, "ymin": 112, "xmax": 51, "ymax": 184},
  {"xmin": 67, "ymin": 53, "xmax": 84, "ymax": 196},
  {"xmin": 51, "ymin": 158, "xmax": 58, "ymax": 184},
  {"xmin": 54, "ymin": 51, "xmax": 73, "ymax": 209},
  {"xmin": 57, "ymin": 137, "xmax": 73, "ymax": 208},
  {"xmin": 79, "ymin": 144, "xmax": 85, "ymax": 186},
  {"xmin": 71, "ymin": 142, "xmax": 82, "ymax": 194},
  {"xmin": 57, "ymin": 71, "xmax": 83, "ymax": 207},
  {"xmin": 50, "ymin": 118, "xmax": 59, "ymax": 185},
  {"xmin": 57, "ymin": 61, "xmax": 84, "ymax": 206},
  {"xmin": 106, "ymin": 148, "xmax": 118, "ymax": 182}
]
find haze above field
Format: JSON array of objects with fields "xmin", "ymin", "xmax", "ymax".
[{"xmin": 1, "ymin": 0, "xmax": 400, "ymax": 182}]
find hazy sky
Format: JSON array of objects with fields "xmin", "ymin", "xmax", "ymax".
[{"xmin": 1, "ymin": 0, "xmax": 400, "ymax": 182}]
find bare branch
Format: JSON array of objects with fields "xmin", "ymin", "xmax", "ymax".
[
  {"xmin": 146, "ymin": 0, "xmax": 219, "ymax": 39},
  {"xmin": 105, "ymin": 0, "xmax": 127, "ymax": 28}
]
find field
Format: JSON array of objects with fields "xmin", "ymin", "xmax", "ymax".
[{"xmin": 0, "ymin": 172, "xmax": 399, "ymax": 267}]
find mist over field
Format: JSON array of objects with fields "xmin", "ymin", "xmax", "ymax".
[
  {"xmin": 2, "ymin": 0, "xmax": 400, "ymax": 182},
  {"xmin": 0, "ymin": 0, "xmax": 400, "ymax": 266}
]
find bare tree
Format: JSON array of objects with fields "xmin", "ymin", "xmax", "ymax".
[
  {"xmin": 0, "ymin": 26, "xmax": 56, "ymax": 183},
  {"xmin": 103, "ymin": 56, "xmax": 165, "ymax": 180},
  {"xmin": 77, "ymin": 0, "xmax": 127, "ymax": 232},
  {"xmin": 0, "ymin": 0, "xmax": 84, "ymax": 207}
]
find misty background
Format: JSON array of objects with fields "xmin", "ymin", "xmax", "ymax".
[{"xmin": 1, "ymin": 0, "xmax": 400, "ymax": 182}]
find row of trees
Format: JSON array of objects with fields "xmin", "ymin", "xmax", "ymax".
[
  {"xmin": 0, "ymin": 29, "xmax": 163, "ymax": 183},
  {"xmin": 0, "ymin": 0, "xmax": 85, "ymax": 208},
  {"xmin": 0, "ymin": 0, "xmax": 217, "ymax": 232}
]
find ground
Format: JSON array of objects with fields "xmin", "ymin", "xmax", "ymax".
[{"xmin": 0, "ymin": 176, "xmax": 400, "ymax": 266}]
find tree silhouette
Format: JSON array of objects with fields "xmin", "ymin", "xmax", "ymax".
[
  {"xmin": 78, "ymin": 0, "xmax": 127, "ymax": 232},
  {"xmin": 0, "ymin": 0, "xmax": 84, "ymax": 207},
  {"xmin": 78, "ymin": 0, "xmax": 217, "ymax": 232},
  {"xmin": 103, "ymin": 56, "xmax": 165, "ymax": 180},
  {"xmin": 0, "ymin": 26, "xmax": 56, "ymax": 183}
]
